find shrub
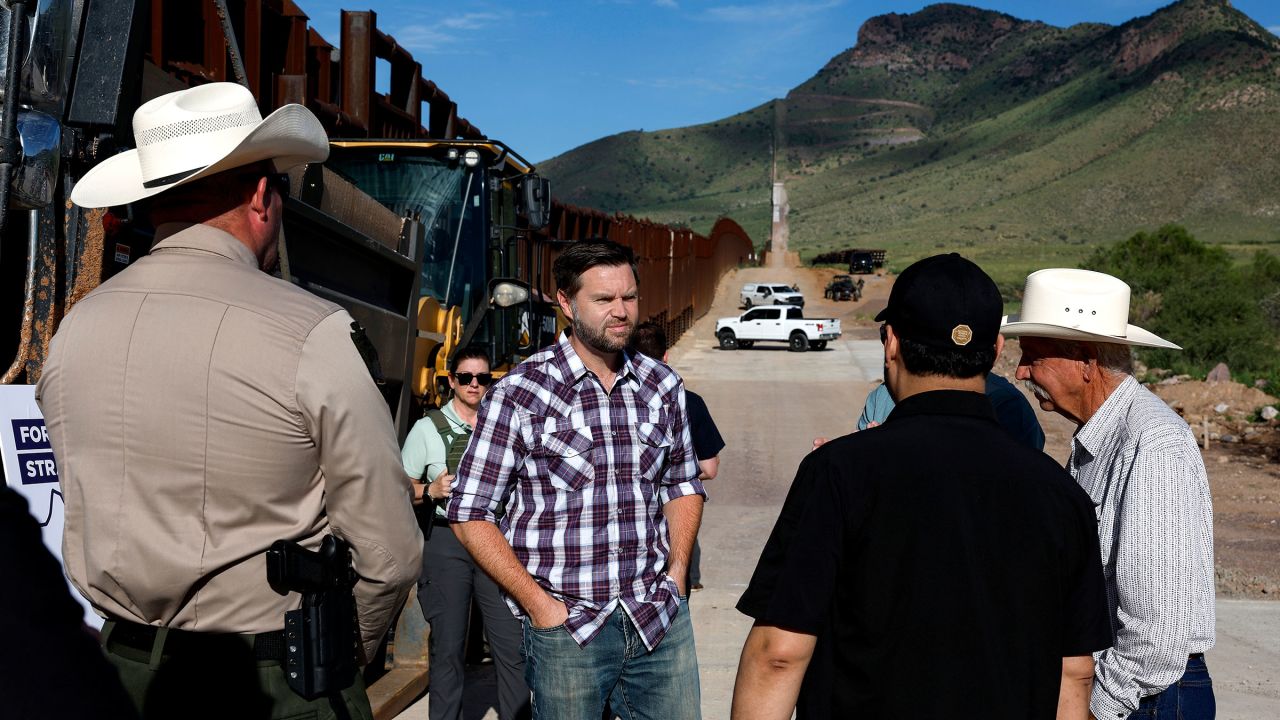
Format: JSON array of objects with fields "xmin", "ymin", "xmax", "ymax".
[
  {"xmin": 1081, "ymin": 224, "xmax": 1230, "ymax": 294},
  {"xmin": 1082, "ymin": 225, "xmax": 1280, "ymax": 379},
  {"xmin": 1142, "ymin": 275, "xmax": 1275, "ymax": 375}
]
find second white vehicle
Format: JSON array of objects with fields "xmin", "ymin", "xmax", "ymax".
[
  {"xmin": 740, "ymin": 283, "xmax": 805, "ymax": 309},
  {"xmin": 715, "ymin": 306, "xmax": 841, "ymax": 352}
]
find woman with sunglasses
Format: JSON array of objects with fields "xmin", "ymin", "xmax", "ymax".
[{"xmin": 401, "ymin": 347, "xmax": 531, "ymax": 720}]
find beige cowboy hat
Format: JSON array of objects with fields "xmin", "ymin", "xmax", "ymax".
[
  {"xmin": 1000, "ymin": 268, "xmax": 1181, "ymax": 349},
  {"xmin": 70, "ymin": 82, "xmax": 329, "ymax": 209}
]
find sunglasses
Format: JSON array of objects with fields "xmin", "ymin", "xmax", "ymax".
[
  {"xmin": 453, "ymin": 372, "xmax": 494, "ymax": 386},
  {"xmin": 266, "ymin": 172, "xmax": 290, "ymax": 198},
  {"xmin": 237, "ymin": 171, "xmax": 290, "ymax": 199},
  {"xmin": 879, "ymin": 324, "xmax": 887, "ymax": 344}
]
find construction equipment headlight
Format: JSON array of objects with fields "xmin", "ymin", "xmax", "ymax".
[
  {"xmin": 463, "ymin": 149, "xmax": 481, "ymax": 167},
  {"xmin": 491, "ymin": 281, "xmax": 529, "ymax": 308}
]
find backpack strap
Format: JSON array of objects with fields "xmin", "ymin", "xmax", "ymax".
[
  {"xmin": 426, "ymin": 407, "xmax": 504, "ymax": 519},
  {"xmin": 426, "ymin": 408, "xmax": 470, "ymax": 474}
]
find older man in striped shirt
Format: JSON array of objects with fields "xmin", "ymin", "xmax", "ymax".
[
  {"xmin": 1004, "ymin": 269, "xmax": 1216, "ymax": 720},
  {"xmin": 448, "ymin": 239, "xmax": 705, "ymax": 720}
]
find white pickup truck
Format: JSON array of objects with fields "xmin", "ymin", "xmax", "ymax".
[
  {"xmin": 715, "ymin": 306, "xmax": 841, "ymax": 352},
  {"xmin": 740, "ymin": 282, "xmax": 805, "ymax": 309}
]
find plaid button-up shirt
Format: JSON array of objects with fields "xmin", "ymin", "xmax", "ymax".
[{"xmin": 447, "ymin": 333, "xmax": 704, "ymax": 649}]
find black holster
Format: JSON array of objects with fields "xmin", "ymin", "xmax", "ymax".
[{"xmin": 267, "ymin": 535, "xmax": 359, "ymax": 701}]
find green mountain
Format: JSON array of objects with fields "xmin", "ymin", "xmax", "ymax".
[{"xmin": 539, "ymin": 0, "xmax": 1280, "ymax": 284}]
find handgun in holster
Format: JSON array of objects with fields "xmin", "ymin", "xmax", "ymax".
[{"xmin": 266, "ymin": 535, "xmax": 359, "ymax": 701}]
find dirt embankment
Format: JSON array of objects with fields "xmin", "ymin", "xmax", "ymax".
[{"xmin": 1152, "ymin": 379, "xmax": 1280, "ymax": 597}]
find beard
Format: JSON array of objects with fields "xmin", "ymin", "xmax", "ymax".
[{"xmin": 571, "ymin": 311, "xmax": 633, "ymax": 354}]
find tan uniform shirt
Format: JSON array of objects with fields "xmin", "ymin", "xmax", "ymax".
[{"xmin": 35, "ymin": 223, "xmax": 423, "ymax": 661}]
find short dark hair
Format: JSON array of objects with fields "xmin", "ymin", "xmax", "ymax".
[
  {"xmin": 553, "ymin": 239, "xmax": 638, "ymax": 297},
  {"xmin": 449, "ymin": 345, "xmax": 490, "ymax": 373},
  {"xmin": 629, "ymin": 321, "xmax": 667, "ymax": 360},
  {"xmin": 899, "ymin": 335, "xmax": 995, "ymax": 379},
  {"xmin": 145, "ymin": 162, "xmax": 276, "ymax": 224}
]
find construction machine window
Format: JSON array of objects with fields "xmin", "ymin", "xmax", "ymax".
[{"xmin": 327, "ymin": 154, "xmax": 487, "ymax": 327}]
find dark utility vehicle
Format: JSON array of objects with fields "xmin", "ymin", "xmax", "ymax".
[
  {"xmin": 824, "ymin": 275, "xmax": 863, "ymax": 301},
  {"xmin": 849, "ymin": 252, "xmax": 876, "ymax": 274}
]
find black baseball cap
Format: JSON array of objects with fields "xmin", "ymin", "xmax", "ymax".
[{"xmin": 874, "ymin": 253, "xmax": 1002, "ymax": 350}]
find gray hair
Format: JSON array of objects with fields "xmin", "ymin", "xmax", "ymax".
[{"xmin": 1092, "ymin": 342, "xmax": 1134, "ymax": 376}]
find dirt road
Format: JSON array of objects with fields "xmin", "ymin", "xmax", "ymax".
[{"xmin": 668, "ymin": 266, "xmax": 886, "ymax": 718}]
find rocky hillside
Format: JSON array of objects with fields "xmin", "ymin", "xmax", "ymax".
[{"xmin": 539, "ymin": 0, "xmax": 1280, "ymax": 285}]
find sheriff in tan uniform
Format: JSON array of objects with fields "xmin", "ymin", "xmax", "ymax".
[{"xmin": 37, "ymin": 83, "xmax": 422, "ymax": 719}]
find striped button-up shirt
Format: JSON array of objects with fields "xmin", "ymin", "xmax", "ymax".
[
  {"xmin": 447, "ymin": 333, "xmax": 704, "ymax": 648},
  {"xmin": 1069, "ymin": 376, "xmax": 1215, "ymax": 719}
]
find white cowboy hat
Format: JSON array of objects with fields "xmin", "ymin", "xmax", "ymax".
[
  {"xmin": 1000, "ymin": 268, "xmax": 1181, "ymax": 349},
  {"xmin": 70, "ymin": 82, "xmax": 329, "ymax": 209}
]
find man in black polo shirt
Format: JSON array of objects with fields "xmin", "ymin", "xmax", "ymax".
[{"xmin": 732, "ymin": 254, "xmax": 1112, "ymax": 720}]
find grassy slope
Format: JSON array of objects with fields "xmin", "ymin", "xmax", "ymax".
[
  {"xmin": 543, "ymin": 103, "xmax": 777, "ymax": 242},
  {"xmin": 539, "ymin": 0, "xmax": 1280, "ymax": 287}
]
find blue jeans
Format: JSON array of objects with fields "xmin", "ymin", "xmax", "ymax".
[
  {"xmin": 521, "ymin": 604, "xmax": 700, "ymax": 720},
  {"xmin": 1130, "ymin": 656, "xmax": 1215, "ymax": 719}
]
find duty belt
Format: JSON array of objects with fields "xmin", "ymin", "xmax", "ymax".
[{"xmin": 105, "ymin": 618, "xmax": 286, "ymax": 663}]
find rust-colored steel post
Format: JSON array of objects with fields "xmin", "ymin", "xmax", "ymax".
[
  {"xmin": 276, "ymin": 74, "xmax": 306, "ymax": 106},
  {"xmin": 340, "ymin": 10, "xmax": 374, "ymax": 135},
  {"xmin": 202, "ymin": 1, "xmax": 228, "ymax": 82},
  {"xmin": 380, "ymin": 29, "xmax": 417, "ymax": 116},
  {"xmin": 283, "ymin": 3, "xmax": 308, "ymax": 74},
  {"xmin": 415, "ymin": 76, "xmax": 433, "ymax": 122},
  {"xmin": 443, "ymin": 102, "xmax": 458, "ymax": 139},
  {"xmin": 242, "ymin": 0, "xmax": 262, "ymax": 97},
  {"xmin": 149, "ymin": 0, "xmax": 164, "ymax": 67},
  {"xmin": 306, "ymin": 28, "xmax": 333, "ymax": 104},
  {"xmin": 404, "ymin": 63, "xmax": 422, "ymax": 126}
]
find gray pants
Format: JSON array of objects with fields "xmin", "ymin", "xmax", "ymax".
[{"xmin": 419, "ymin": 524, "xmax": 531, "ymax": 720}]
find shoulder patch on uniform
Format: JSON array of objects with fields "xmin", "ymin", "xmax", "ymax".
[{"xmin": 350, "ymin": 321, "xmax": 385, "ymax": 385}]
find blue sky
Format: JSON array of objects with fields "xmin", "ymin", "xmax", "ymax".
[{"xmin": 302, "ymin": 1, "xmax": 1280, "ymax": 164}]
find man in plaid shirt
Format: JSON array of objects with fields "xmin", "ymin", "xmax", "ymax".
[{"xmin": 448, "ymin": 239, "xmax": 706, "ymax": 719}]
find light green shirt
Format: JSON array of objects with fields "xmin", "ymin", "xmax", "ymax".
[{"xmin": 401, "ymin": 401, "xmax": 472, "ymax": 518}]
